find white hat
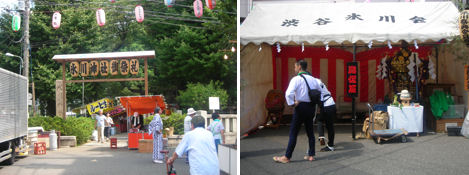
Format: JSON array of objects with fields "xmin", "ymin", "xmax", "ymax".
[
  {"xmin": 400, "ymin": 90, "xmax": 411, "ymax": 99},
  {"xmin": 187, "ymin": 108, "xmax": 196, "ymax": 115}
]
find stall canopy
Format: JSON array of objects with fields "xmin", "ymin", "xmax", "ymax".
[
  {"xmin": 118, "ymin": 96, "xmax": 166, "ymax": 116},
  {"xmin": 240, "ymin": 1, "xmax": 460, "ymax": 135},
  {"xmin": 241, "ymin": 2, "xmax": 459, "ymax": 46}
]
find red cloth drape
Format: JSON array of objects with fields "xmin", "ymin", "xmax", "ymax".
[{"xmin": 119, "ymin": 96, "xmax": 166, "ymax": 116}]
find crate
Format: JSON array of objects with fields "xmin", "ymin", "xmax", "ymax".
[
  {"xmin": 436, "ymin": 118, "xmax": 464, "ymax": 132},
  {"xmin": 441, "ymin": 105, "xmax": 466, "ymax": 119},
  {"xmin": 34, "ymin": 142, "xmax": 46, "ymax": 155},
  {"xmin": 447, "ymin": 126, "xmax": 462, "ymax": 136}
]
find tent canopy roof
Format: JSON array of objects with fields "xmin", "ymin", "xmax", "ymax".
[
  {"xmin": 118, "ymin": 95, "xmax": 166, "ymax": 116},
  {"xmin": 241, "ymin": 2, "xmax": 459, "ymax": 45}
]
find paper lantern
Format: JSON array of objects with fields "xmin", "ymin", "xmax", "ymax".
[
  {"xmin": 164, "ymin": 0, "xmax": 175, "ymax": 7},
  {"xmin": 96, "ymin": 8, "xmax": 106, "ymax": 27},
  {"xmin": 12, "ymin": 14, "xmax": 21, "ymax": 32},
  {"xmin": 109, "ymin": 0, "xmax": 116, "ymax": 3},
  {"xmin": 193, "ymin": 0, "xmax": 203, "ymax": 18},
  {"xmin": 205, "ymin": 0, "xmax": 216, "ymax": 10},
  {"xmin": 459, "ymin": 10, "xmax": 469, "ymax": 44},
  {"xmin": 135, "ymin": 5, "xmax": 144, "ymax": 23},
  {"xmin": 52, "ymin": 11, "xmax": 61, "ymax": 29}
]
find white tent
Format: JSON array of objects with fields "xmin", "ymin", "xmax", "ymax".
[
  {"xmin": 240, "ymin": 1, "xmax": 460, "ymax": 135},
  {"xmin": 241, "ymin": 2, "xmax": 459, "ymax": 45}
]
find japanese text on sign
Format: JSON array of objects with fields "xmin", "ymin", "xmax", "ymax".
[
  {"xmin": 69, "ymin": 59, "xmax": 139, "ymax": 77},
  {"xmin": 346, "ymin": 62, "xmax": 358, "ymax": 97},
  {"xmin": 86, "ymin": 98, "xmax": 113, "ymax": 114},
  {"xmin": 280, "ymin": 14, "xmax": 426, "ymax": 27}
]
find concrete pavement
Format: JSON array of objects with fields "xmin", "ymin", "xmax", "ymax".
[
  {"xmin": 0, "ymin": 135, "xmax": 190, "ymax": 175},
  {"xmin": 241, "ymin": 125, "xmax": 469, "ymax": 175}
]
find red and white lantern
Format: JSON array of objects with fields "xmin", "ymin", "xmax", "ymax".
[
  {"xmin": 135, "ymin": 5, "xmax": 144, "ymax": 23},
  {"xmin": 109, "ymin": 0, "xmax": 116, "ymax": 3},
  {"xmin": 193, "ymin": 0, "xmax": 203, "ymax": 18},
  {"xmin": 52, "ymin": 11, "xmax": 61, "ymax": 29},
  {"xmin": 96, "ymin": 8, "xmax": 106, "ymax": 27},
  {"xmin": 205, "ymin": 0, "xmax": 216, "ymax": 10}
]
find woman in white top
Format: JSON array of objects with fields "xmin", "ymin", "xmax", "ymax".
[{"xmin": 104, "ymin": 113, "xmax": 114, "ymax": 141}]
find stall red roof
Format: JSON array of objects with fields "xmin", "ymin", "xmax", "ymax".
[{"xmin": 118, "ymin": 95, "xmax": 166, "ymax": 116}]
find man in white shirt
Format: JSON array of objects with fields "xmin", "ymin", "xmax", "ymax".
[
  {"xmin": 95, "ymin": 110, "xmax": 106, "ymax": 143},
  {"xmin": 167, "ymin": 115, "xmax": 220, "ymax": 175},
  {"xmin": 273, "ymin": 60, "xmax": 321, "ymax": 163},
  {"xmin": 184, "ymin": 107, "xmax": 197, "ymax": 163},
  {"xmin": 315, "ymin": 79, "xmax": 337, "ymax": 152}
]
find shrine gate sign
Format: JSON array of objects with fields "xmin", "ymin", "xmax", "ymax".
[{"xmin": 52, "ymin": 50, "xmax": 155, "ymax": 118}]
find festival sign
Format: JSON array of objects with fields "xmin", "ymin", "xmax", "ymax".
[
  {"xmin": 86, "ymin": 98, "xmax": 113, "ymax": 115},
  {"xmin": 120, "ymin": 60, "xmax": 130, "ymax": 75},
  {"xmin": 110, "ymin": 60, "xmax": 119, "ymax": 75},
  {"xmin": 80, "ymin": 61, "xmax": 89, "ymax": 77},
  {"xmin": 90, "ymin": 61, "xmax": 100, "ymax": 76},
  {"xmin": 70, "ymin": 62, "xmax": 79, "ymax": 77},
  {"xmin": 130, "ymin": 59, "xmax": 139, "ymax": 75},
  {"xmin": 100, "ymin": 60, "xmax": 109, "ymax": 76},
  {"xmin": 346, "ymin": 62, "xmax": 358, "ymax": 97}
]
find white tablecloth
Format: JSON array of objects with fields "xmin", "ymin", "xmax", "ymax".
[{"xmin": 387, "ymin": 106, "xmax": 424, "ymax": 133}]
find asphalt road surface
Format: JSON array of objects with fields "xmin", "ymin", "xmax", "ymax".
[
  {"xmin": 0, "ymin": 138, "xmax": 190, "ymax": 175},
  {"xmin": 241, "ymin": 125, "xmax": 469, "ymax": 175}
]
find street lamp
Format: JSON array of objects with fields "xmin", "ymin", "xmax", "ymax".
[{"xmin": 5, "ymin": 52, "xmax": 23, "ymax": 75}]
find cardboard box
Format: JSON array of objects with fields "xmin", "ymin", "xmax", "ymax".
[{"xmin": 138, "ymin": 139, "xmax": 153, "ymax": 153}]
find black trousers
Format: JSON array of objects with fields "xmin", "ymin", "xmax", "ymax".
[
  {"xmin": 104, "ymin": 127, "xmax": 111, "ymax": 138},
  {"xmin": 317, "ymin": 105, "xmax": 336, "ymax": 147},
  {"xmin": 285, "ymin": 102, "xmax": 316, "ymax": 158}
]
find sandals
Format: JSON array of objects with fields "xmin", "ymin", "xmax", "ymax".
[
  {"xmin": 273, "ymin": 156, "xmax": 290, "ymax": 163},
  {"xmin": 303, "ymin": 156, "xmax": 315, "ymax": 162}
]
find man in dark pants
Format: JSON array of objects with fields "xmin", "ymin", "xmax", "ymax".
[
  {"xmin": 316, "ymin": 81, "xmax": 336, "ymax": 151},
  {"xmin": 273, "ymin": 60, "xmax": 321, "ymax": 163}
]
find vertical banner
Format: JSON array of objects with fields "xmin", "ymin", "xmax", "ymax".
[{"xmin": 346, "ymin": 62, "xmax": 358, "ymax": 97}]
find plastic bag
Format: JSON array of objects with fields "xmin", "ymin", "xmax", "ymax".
[
  {"xmin": 461, "ymin": 111, "xmax": 469, "ymax": 138},
  {"xmin": 91, "ymin": 130, "xmax": 98, "ymax": 141}
]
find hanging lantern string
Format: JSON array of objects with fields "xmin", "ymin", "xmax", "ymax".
[
  {"xmin": 34, "ymin": 0, "xmax": 236, "ymax": 15},
  {"xmin": 115, "ymin": 5, "xmax": 219, "ymax": 21}
]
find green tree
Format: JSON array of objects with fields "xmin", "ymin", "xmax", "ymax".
[{"xmin": 176, "ymin": 81, "xmax": 229, "ymax": 111}]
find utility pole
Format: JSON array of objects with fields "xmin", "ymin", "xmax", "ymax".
[
  {"xmin": 22, "ymin": 0, "xmax": 30, "ymax": 78},
  {"xmin": 23, "ymin": 0, "xmax": 32, "ymax": 115}
]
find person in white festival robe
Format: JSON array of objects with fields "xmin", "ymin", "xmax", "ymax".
[{"xmin": 148, "ymin": 106, "xmax": 164, "ymax": 164}]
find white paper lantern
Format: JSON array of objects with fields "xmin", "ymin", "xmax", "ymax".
[
  {"xmin": 193, "ymin": 0, "xmax": 203, "ymax": 18},
  {"xmin": 135, "ymin": 5, "xmax": 144, "ymax": 23},
  {"xmin": 52, "ymin": 11, "xmax": 61, "ymax": 29},
  {"xmin": 96, "ymin": 8, "xmax": 106, "ymax": 27}
]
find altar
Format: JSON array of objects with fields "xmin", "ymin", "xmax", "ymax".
[{"xmin": 387, "ymin": 106, "xmax": 424, "ymax": 134}]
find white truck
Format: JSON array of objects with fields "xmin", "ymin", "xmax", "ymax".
[{"xmin": 0, "ymin": 68, "xmax": 28, "ymax": 165}]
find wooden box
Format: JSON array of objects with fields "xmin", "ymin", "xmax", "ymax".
[
  {"xmin": 436, "ymin": 118, "xmax": 464, "ymax": 133},
  {"xmin": 138, "ymin": 139, "xmax": 153, "ymax": 153}
]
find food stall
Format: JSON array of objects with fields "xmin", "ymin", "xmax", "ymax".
[{"xmin": 117, "ymin": 95, "xmax": 166, "ymax": 149}]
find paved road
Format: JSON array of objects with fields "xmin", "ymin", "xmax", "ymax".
[
  {"xmin": 241, "ymin": 125, "xmax": 469, "ymax": 175},
  {"xmin": 0, "ymin": 138, "xmax": 190, "ymax": 175}
]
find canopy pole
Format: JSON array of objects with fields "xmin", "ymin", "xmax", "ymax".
[{"xmin": 352, "ymin": 43, "xmax": 356, "ymax": 140}]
